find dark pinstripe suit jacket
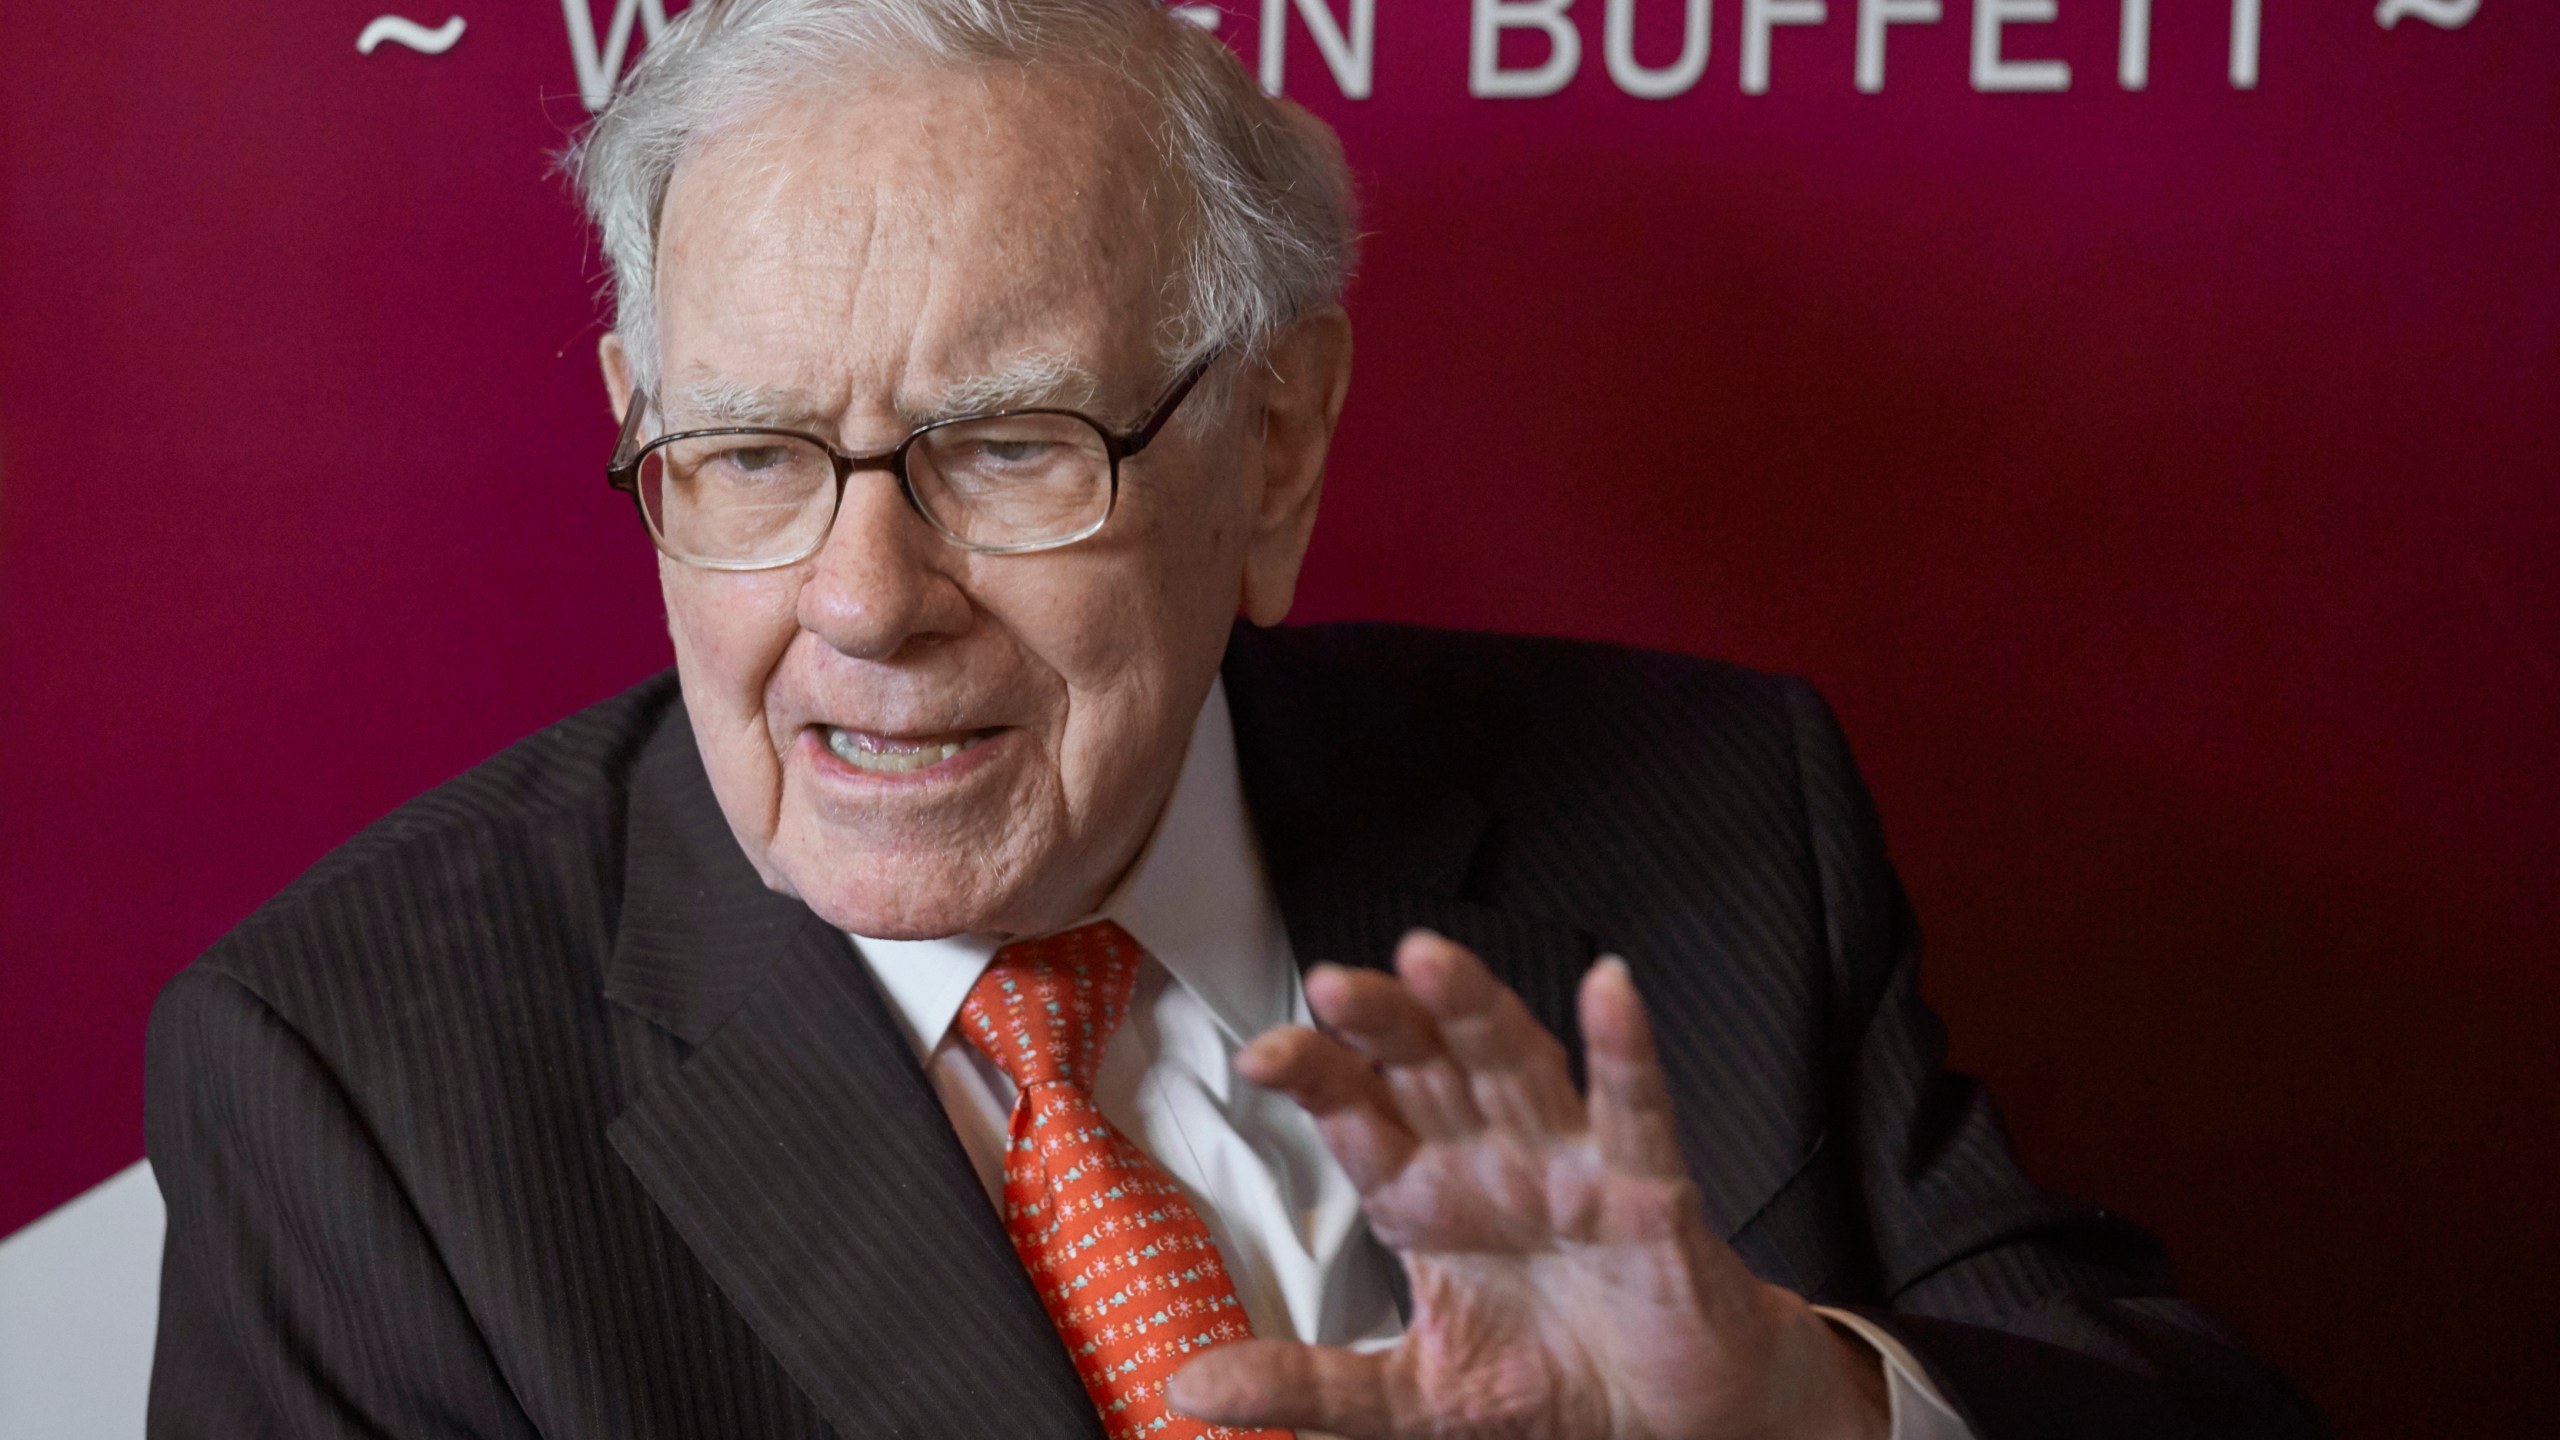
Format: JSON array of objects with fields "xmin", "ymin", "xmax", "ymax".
[{"xmin": 146, "ymin": 622, "xmax": 2319, "ymax": 1439}]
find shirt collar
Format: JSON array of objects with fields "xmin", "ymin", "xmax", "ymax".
[{"xmin": 849, "ymin": 676, "xmax": 1293, "ymax": 1062}]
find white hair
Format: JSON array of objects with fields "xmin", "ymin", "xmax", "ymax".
[{"xmin": 564, "ymin": 0, "xmax": 1358, "ymax": 417}]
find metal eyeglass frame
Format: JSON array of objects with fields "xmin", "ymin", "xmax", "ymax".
[{"xmin": 607, "ymin": 351, "xmax": 1220, "ymax": 568}]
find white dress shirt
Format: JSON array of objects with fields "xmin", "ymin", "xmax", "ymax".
[{"xmin": 848, "ymin": 679, "xmax": 1972, "ymax": 1440}]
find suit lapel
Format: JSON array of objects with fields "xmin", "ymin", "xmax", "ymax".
[
  {"xmin": 604, "ymin": 709, "xmax": 1099, "ymax": 1440},
  {"xmin": 1221, "ymin": 623, "xmax": 1598, "ymax": 1071}
]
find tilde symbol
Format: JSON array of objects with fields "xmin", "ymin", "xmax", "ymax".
[
  {"xmin": 2375, "ymin": 0, "xmax": 2481, "ymax": 28},
  {"xmin": 358, "ymin": 15, "xmax": 466, "ymax": 54}
]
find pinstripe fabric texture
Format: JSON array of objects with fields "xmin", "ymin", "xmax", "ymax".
[{"xmin": 146, "ymin": 620, "xmax": 2320, "ymax": 1439}]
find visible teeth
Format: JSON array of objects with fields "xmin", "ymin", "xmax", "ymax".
[{"xmin": 825, "ymin": 727, "xmax": 981, "ymax": 774}]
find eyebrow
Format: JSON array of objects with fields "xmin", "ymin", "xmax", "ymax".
[
  {"xmin": 921, "ymin": 350, "xmax": 1105, "ymax": 421},
  {"xmin": 656, "ymin": 351, "xmax": 1110, "ymax": 436},
  {"xmin": 659, "ymin": 373, "xmax": 837, "ymax": 430}
]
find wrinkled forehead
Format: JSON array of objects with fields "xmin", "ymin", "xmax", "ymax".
[{"xmin": 652, "ymin": 59, "xmax": 1181, "ymax": 424}]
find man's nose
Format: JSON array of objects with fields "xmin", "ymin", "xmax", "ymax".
[{"xmin": 795, "ymin": 469, "xmax": 970, "ymax": 661}]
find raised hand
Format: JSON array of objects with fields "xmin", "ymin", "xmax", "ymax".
[{"xmin": 1166, "ymin": 931, "xmax": 1887, "ymax": 1440}]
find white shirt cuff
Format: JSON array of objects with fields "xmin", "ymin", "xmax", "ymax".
[{"xmin": 1812, "ymin": 1306, "xmax": 1977, "ymax": 1440}]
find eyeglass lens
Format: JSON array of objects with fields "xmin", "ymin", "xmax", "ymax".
[{"xmin": 636, "ymin": 412, "xmax": 1114, "ymax": 565}]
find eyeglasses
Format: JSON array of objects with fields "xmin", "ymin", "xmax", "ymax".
[{"xmin": 607, "ymin": 353, "xmax": 1217, "ymax": 569}]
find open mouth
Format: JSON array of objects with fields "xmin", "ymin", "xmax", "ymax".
[{"xmin": 820, "ymin": 725, "xmax": 997, "ymax": 775}]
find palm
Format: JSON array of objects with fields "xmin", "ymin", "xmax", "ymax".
[
  {"xmin": 1373, "ymin": 1156, "xmax": 1743, "ymax": 1438},
  {"xmin": 1166, "ymin": 933, "xmax": 1879, "ymax": 1440}
]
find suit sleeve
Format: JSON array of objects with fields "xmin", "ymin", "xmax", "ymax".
[
  {"xmin": 145, "ymin": 964, "xmax": 541, "ymax": 1440},
  {"xmin": 1780, "ymin": 680, "xmax": 2326, "ymax": 1440}
]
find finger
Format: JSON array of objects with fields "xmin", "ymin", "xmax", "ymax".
[
  {"xmin": 1236, "ymin": 1025, "xmax": 1420, "ymax": 1192},
  {"xmin": 1166, "ymin": 1338, "xmax": 1398, "ymax": 1438},
  {"xmin": 1396, "ymin": 930, "xmax": 1581, "ymax": 1134},
  {"xmin": 1303, "ymin": 959, "xmax": 1445, "ymax": 1065},
  {"xmin": 1305, "ymin": 957, "xmax": 1485, "ymax": 1141},
  {"xmin": 1580, "ymin": 956, "xmax": 1687, "ymax": 1179}
]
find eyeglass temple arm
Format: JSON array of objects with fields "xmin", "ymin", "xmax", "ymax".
[
  {"xmin": 607, "ymin": 391, "xmax": 652, "ymax": 488},
  {"xmin": 1119, "ymin": 353, "xmax": 1219, "ymax": 457}
]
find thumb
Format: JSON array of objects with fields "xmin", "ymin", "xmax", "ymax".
[{"xmin": 1167, "ymin": 1338, "xmax": 1399, "ymax": 1437}]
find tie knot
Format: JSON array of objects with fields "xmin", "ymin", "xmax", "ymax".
[{"xmin": 957, "ymin": 920, "xmax": 1144, "ymax": 1093}]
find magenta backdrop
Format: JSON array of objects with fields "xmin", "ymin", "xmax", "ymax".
[{"xmin": 4, "ymin": 2, "xmax": 2553, "ymax": 1433}]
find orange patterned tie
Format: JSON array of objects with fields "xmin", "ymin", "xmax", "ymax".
[{"xmin": 957, "ymin": 920, "xmax": 1286, "ymax": 1440}]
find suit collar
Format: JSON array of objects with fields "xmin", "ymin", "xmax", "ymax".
[
  {"xmin": 604, "ymin": 705, "xmax": 805, "ymax": 1048},
  {"xmin": 1220, "ymin": 620, "xmax": 1488, "ymax": 904},
  {"xmin": 1221, "ymin": 621, "xmax": 1598, "ymax": 1062}
]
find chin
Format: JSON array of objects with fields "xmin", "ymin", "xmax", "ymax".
[{"xmin": 770, "ymin": 842, "xmax": 1020, "ymax": 941}]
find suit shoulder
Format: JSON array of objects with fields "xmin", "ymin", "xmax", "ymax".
[
  {"xmin": 1244, "ymin": 623, "xmax": 1845, "ymax": 922},
  {"xmin": 1262, "ymin": 618, "xmax": 1794, "ymax": 690},
  {"xmin": 1262, "ymin": 619, "xmax": 1811, "ymax": 759},
  {"xmin": 178, "ymin": 672, "xmax": 683, "ymax": 1025}
]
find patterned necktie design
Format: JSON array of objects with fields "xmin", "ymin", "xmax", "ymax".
[{"xmin": 957, "ymin": 920, "xmax": 1285, "ymax": 1440}]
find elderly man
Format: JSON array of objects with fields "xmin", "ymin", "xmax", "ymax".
[{"xmin": 145, "ymin": 2, "xmax": 2317, "ymax": 1438}]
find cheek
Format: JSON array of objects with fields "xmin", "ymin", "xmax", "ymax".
[
  {"xmin": 1008, "ymin": 499, "xmax": 1237, "ymax": 811},
  {"xmin": 1118, "ymin": 454, "xmax": 1252, "ymax": 612},
  {"xmin": 662, "ymin": 562, "xmax": 803, "ymax": 836},
  {"xmin": 663, "ymin": 563, "xmax": 800, "ymax": 708}
]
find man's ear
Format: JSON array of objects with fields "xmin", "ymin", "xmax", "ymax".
[
  {"xmin": 1239, "ymin": 305, "xmax": 1354, "ymax": 626},
  {"xmin": 599, "ymin": 332, "xmax": 636, "ymax": 425}
]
